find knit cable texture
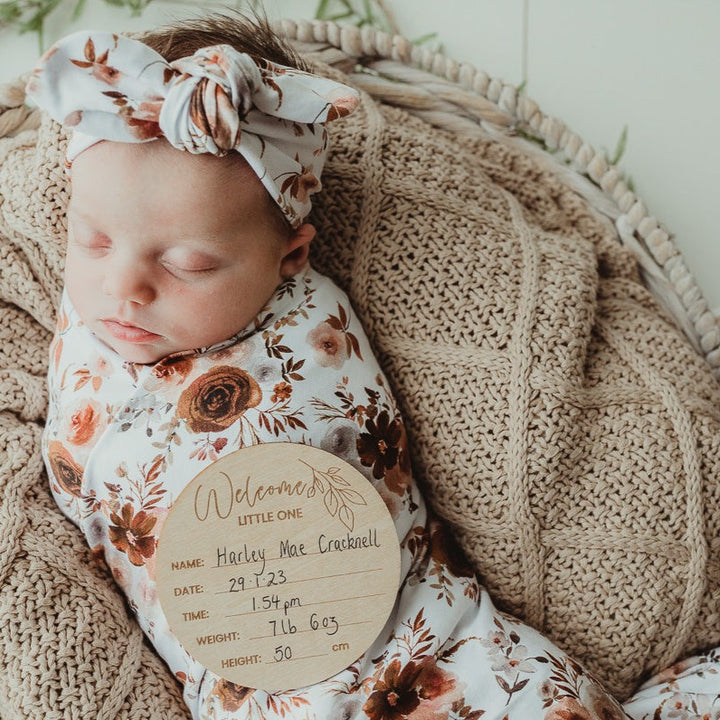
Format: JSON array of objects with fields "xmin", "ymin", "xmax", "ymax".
[{"xmin": 308, "ymin": 91, "xmax": 720, "ymax": 700}]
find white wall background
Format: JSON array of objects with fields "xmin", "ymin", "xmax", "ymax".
[{"xmin": 1, "ymin": 0, "xmax": 718, "ymax": 313}]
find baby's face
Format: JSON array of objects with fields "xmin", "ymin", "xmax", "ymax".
[{"xmin": 65, "ymin": 141, "xmax": 312, "ymax": 364}]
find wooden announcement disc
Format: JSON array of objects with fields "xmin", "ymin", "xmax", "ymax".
[{"xmin": 156, "ymin": 443, "xmax": 401, "ymax": 693}]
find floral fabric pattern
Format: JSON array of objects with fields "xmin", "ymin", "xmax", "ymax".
[
  {"xmin": 41, "ymin": 266, "xmax": 719, "ymax": 719},
  {"xmin": 26, "ymin": 32, "xmax": 361, "ymax": 227},
  {"xmin": 623, "ymin": 648, "xmax": 720, "ymax": 720}
]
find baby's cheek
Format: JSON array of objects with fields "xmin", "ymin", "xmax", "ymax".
[{"xmin": 64, "ymin": 259, "xmax": 95, "ymax": 314}]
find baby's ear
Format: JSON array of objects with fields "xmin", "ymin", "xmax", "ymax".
[{"xmin": 280, "ymin": 223, "xmax": 316, "ymax": 278}]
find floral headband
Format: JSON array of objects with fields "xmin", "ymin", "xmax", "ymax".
[{"xmin": 26, "ymin": 31, "xmax": 360, "ymax": 227}]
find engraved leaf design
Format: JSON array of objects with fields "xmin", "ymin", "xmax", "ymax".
[
  {"xmin": 324, "ymin": 488, "xmax": 339, "ymax": 517},
  {"xmin": 339, "ymin": 488, "xmax": 367, "ymax": 506},
  {"xmin": 338, "ymin": 504, "xmax": 354, "ymax": 532}
]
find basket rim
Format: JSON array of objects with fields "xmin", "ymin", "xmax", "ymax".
[{"xmin": 273, "ymin": 17, "xmax": 720, "ymax": 378}]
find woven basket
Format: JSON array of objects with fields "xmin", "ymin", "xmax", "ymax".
[
  {"xmin": 1, "ymin": 19, "xmax": 719, "ymax": 711},
  {"xmin": 269, "ymin": 20, "xmax": 720, "ymax": 376}
]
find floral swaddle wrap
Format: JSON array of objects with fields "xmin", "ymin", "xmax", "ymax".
[{"xmin": 41, "ymin": 265, "xmax": 633, "ymax": 720}]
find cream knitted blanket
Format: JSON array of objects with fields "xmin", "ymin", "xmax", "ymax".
[
  {"xmin": 311, "ymin": 99, "xmax": 720, "ymax": 698},
  {"xmin": 0, "ymin": 73, "xmax": 718, "ymax": 717}
]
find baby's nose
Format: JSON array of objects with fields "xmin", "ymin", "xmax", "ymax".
[{"xmin": 102, "ymin": 265, "xmax": 155, "ymax": 305}]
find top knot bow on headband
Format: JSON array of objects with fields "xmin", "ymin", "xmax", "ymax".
[{"xmin": 26, "ymin": 31, "xmax": 360, "ymax": 227}]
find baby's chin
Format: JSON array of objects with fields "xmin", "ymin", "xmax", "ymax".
[
  {"xmin": 110, "ymin": 344, "xmax": 168, "ymax": 365},
  {"xmin": 96, "ymin": 331, "xmax": 174, "ymax": 366}
]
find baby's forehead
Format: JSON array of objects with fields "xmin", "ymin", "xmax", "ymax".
[
  {"xmin": 77, "ymin": 139, "xmax": 256, "ymax": 180},
  {"xmin": 68, "ymin": 140, "xmax": 287, "ymax": 242},
  {"xmin": 71, "ymin": 140, "xmax": 268, "ymax": 207}
]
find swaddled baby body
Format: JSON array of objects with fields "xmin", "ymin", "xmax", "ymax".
[{"xmin": 30, "ymin": 13, "xmax": 667, "ymax": 720}]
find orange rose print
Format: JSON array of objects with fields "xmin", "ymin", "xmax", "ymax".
[
  {"xmin": 363, "ymin": 659, "xmax": 421, "ymax": 720},
  {"xmin": 66, "ymin": 399, "xmax": 102, "ymax": 446},
  {"xmin": 322, "ymin": 89, "xmax": 360, "ymax": 121},
  {"xmin": 363, "ymin": 657, "xmax": 461, "ymax": 720},
  {"xmin": 144, "ymin": 355, "xmax": 193, "ymax": 392},
  {"xmin": 544, "ymin": 697, "xmax": 593, "ymax": 720},
  {"xmin": 47, "ymin": 441, "xmax": 83, "ymax": 497},
  {"xmin": 383, "ymin": 421, "xmax": 412, "ymax": 496},
  {"xmin": 278, "ymin": 165, "xmax": 320, "ymax": 206},
  {"xmin": 126, "ymin": 109, "xmax": 162, "ymax": 141},
  {"xmin": 307, "ymin": 321, "xmax": 348, "ymax": 369},
  {"xmin": 177, "ymin": 366, "xmax": 261, "ymax": 433}
]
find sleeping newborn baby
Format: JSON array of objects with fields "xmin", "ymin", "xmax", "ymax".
[{"xmin": 31, "ymin": 14, "xmax": 629, "ymax": 720}]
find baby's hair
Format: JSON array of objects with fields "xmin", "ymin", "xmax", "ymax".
[
  {"xmin": 140, "ymin": 11, "xmax": 309, "ymax": 239},
  {"xmin": 140, "ymin": 10, "xmax": 307, "ymax": 72}
]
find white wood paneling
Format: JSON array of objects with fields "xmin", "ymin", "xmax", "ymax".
[{"xmin": 528, "ymin": 0, "xmax": 720, "ymax": 311}]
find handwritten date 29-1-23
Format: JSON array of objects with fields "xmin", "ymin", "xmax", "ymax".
[{"xmin": 228, "ymin": 569, "xmax": 287, "ymax": 593}]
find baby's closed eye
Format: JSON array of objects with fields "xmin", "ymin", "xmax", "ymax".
[
  {"xmin": 69, "ymin": 228, "xmax": 112, "ymax": 256},
  {"xmin": 160, "ymin": 250, "xmax": 219, "ymax": 278}
]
